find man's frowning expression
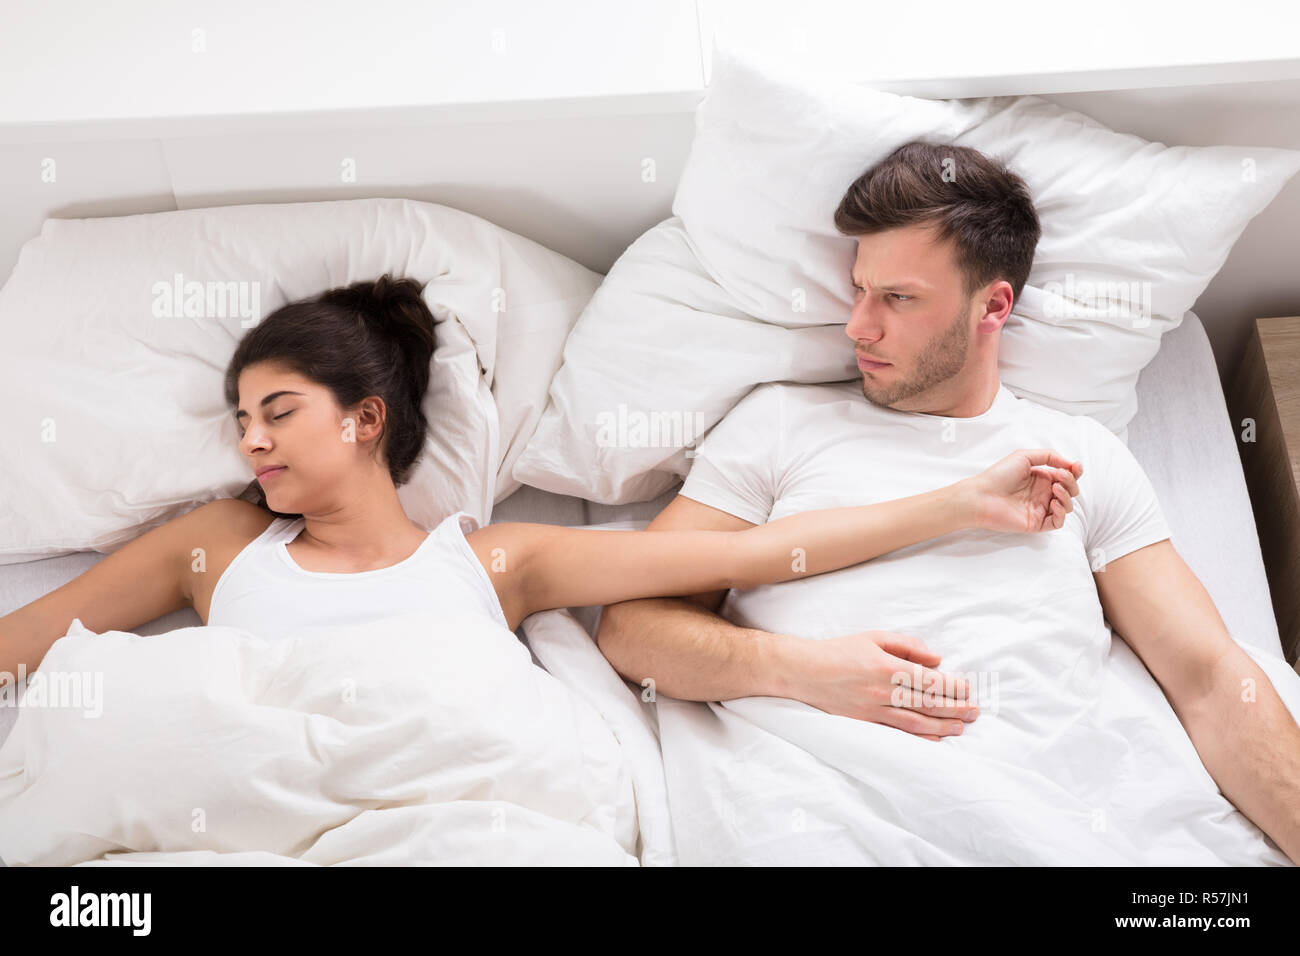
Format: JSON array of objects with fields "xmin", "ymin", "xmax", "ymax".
[{"xmin": 845, "ymin": 222, "xmax": 999, "ymax": 413}]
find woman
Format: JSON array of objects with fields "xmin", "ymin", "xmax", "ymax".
[{"xmin": 0, "ymin": 274, "xmax": 1081, "ymax": 688}]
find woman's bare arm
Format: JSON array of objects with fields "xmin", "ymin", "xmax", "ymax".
[
  {"xmin": 470, "ymin": 449, "xmax": 1081, "ymax": 630},
  {"xmin": 0, "ymin": 499, "xmax": 231, "ymax": 676}
]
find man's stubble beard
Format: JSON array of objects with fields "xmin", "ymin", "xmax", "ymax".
[{"xmin": 860, "ymin": 301, "xmax": 972, "ymax": 410}]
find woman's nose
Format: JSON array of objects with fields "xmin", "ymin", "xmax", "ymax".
[{"xmin": 240, "ymin": 426, "xmax": 268, "ymax": 454}]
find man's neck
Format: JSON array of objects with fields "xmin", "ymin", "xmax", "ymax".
[{"xmin": 893, "ymin": 376, "xmax": 1003, "ymax": 419}]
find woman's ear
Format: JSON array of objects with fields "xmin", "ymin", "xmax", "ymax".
[{"xmin": 345, "ymin": 396, "xmax": 387, "ymax": 444}]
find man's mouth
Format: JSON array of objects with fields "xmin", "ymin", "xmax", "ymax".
[{"xmin": 857, "ymin": 355, "xmax": 891, "ymax": 371}]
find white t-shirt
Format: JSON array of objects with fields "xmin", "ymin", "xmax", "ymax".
[{"xmin": 680, "ymin": 380, "xmax": 1172, "ymax": 758}]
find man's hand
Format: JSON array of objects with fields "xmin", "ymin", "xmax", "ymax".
[
  {"xmin": 960, "ymin": 449, "xmax": 1083, "ymax": 534},
  {"xmin": 776, "ymin": 630, "xmax": 980, "ymax": 740}
]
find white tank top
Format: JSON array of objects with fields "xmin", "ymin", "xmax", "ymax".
[{"xmin": 208, "ymin": 510, "xmax": 509, "ymax": 637}]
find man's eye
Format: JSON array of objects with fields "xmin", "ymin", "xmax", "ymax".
[{"xmin": 853, "ymin": 285, "xmax": 910, "ymax": 302}]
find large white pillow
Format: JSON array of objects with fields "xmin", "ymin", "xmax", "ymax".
[
  {"xmin": 0, "ymin": 198, "xmax": 599, "ymax": 563},
  {"xmin": 513, "ymin": 217, "xmax": 851, "ymax": 503},
  {"xmin": 514, "ymin": 44, "xmax": 1300, "ymax": 504}
]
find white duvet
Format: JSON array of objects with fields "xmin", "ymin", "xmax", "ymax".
[
  {"xmin": 0, "ymin": 611, "xmax": 639, "ymax": 866},
  {"xmin": 654, "ymin": 636, "xmax": 1300, "ymax": 866}
]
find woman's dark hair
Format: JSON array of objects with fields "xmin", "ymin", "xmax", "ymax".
[
  {"xmin": 224, "ymin": 273, "xmax": 436, "ymax": 516},
  {"xmin": 833, "ymin": 141, "xmax": 1040, "ymax": 304}
]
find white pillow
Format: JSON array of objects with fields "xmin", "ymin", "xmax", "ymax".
[
  {"xmin": 513, "ymin": 218, "xmax": 851, "ymax": 503},
  {"xmin": 0, "ymin": 198, "xmax": 599, "ymax": 563},
  {"xmin": 513, "ymin": 45, "xmax": 1300, "ymax": 503}
]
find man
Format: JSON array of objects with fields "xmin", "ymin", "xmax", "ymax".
[{"xmin": 596, "ymin": 141, "xmax": 1300, "ymax": 865}]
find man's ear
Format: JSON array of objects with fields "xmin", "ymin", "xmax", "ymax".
[{"xmin": 976, "ymin": 281, "xmax": 1015, "ymax": 333}]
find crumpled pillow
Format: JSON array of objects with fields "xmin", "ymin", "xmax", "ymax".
[{"xmin": 0, "ymin": 197, "xmax": 600, "ymax": 562}]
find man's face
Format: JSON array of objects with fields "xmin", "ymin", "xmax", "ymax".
[{"xmin": 845, "ymin": 223, "xmax": 986, "ymax": 412}]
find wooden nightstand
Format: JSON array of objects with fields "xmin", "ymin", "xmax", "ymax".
[{"xmin": 1229, "ymin": 316, "xmax": 1300, "ymax": 666}]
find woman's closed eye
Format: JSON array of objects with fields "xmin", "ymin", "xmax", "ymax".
[{"xmin": 237, "ymin": 410, "xmax": 292, "ymax": 438}]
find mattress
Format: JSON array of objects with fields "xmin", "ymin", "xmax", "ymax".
[{"xmin": 0, "ymin": 310, "xmax": 1287, "ymax": 764}]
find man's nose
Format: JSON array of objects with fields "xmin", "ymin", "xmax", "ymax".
[{"xmin": 845, "ymin": 296, "xmax": 883, "ymax": 344}]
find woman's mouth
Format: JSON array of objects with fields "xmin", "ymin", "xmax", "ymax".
[{"xmin": 257, "ymin": 467, "xmax": 287, "ymax": 483}]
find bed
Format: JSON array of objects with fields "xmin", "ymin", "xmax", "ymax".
[{"xmin": 0, "ymin": 308, "xmax": 1289, "ymax": 865}]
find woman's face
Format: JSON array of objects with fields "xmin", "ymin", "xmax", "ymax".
[{"xmin": 233, "ymin": 362, "xmax": 388, "ymax": 513}]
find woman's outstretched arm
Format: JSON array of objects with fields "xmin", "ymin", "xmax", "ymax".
[{"xmin": 470, "ymin": 449, "xmax": 1083, "ymax": 631}]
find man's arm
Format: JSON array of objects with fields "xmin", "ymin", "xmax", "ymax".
[
  {"xmin": 595, "ymin": 494, "xmax": 785, "ymax": 701},
  {"xmin": 596, "ymin": 495, "xmax": 977, "ymax": 738},
  {"xmin": 1095, "ymin": 538, "xmax": 1300, "ymax": 863}
]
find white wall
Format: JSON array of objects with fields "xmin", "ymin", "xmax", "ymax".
[
  {"xmin": 0, "ymin": 0, "xmax": 704, "ymax": 123},
  {"xmin": 699, "ymin": 0, "xmax": 1300, "ymax": 95},
  {"xmin": 2, "ymin": 0, "xmax": 1299, "ymax": 387}
]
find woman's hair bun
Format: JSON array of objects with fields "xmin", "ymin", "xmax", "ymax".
[
  {"xmin": 320, "ymin": 273, "xmax": 435, "ymax": 360},
  {"xmin": 364, "ymin": 272, "xmax": 426, "ymax": 314}
]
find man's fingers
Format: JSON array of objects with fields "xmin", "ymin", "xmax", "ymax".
[
  {"xmin": 876, "ymin": 632, "xmax": 941, "ymax": 664},
  {"xmin": 888, "ymin": 659, "xmax": 973, "ymax": 702},
  {"xmin": 876, "ymin": 706, "xmax": 968, "ymax": 738},
  {"xmin": 888, "ymin": 690, "xmax": 980, "ymax": 721}
]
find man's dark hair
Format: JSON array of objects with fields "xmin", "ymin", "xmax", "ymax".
[{"xmin": 833, "ymin": 141, "xmax": 1041, "ymax": 304}]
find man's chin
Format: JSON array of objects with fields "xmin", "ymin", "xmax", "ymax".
[{"xmin": 860, "ymin": 380, "xmax": 903, "ymax": 410}]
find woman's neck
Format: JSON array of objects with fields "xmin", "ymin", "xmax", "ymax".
[{"xmin": 293, "ymin": 481, "xmax": 426, "ymax": 563}]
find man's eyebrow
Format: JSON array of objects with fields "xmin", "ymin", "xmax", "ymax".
[
  {"xmin": 234, "ymin": 390, "xmax": 305, "ymax": 421},
  {"xmin": 849, "ymin": 270, "xmax": 932, "ymax": 292}
]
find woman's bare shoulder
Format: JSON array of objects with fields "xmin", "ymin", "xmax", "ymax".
[
  {"xmin": 187, "ymin": 498, "xmax": 281, "ymax": 564},
  {"xmin": 194, "ymin": 496, "xmax": 279, "ymax": 533},
  {"xmin": 184, "ymin": 498, "xmax": 279, "ymax": 623}
]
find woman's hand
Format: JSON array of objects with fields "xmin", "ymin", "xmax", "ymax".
[{"xmin": 960, "ymin": 449, "xmax": 1083, "ymax": 534}]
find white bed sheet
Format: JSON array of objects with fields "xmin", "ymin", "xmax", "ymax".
[{"xmin": 0, "ymin": 310, "xmax": 1289, "ymax": 866}]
